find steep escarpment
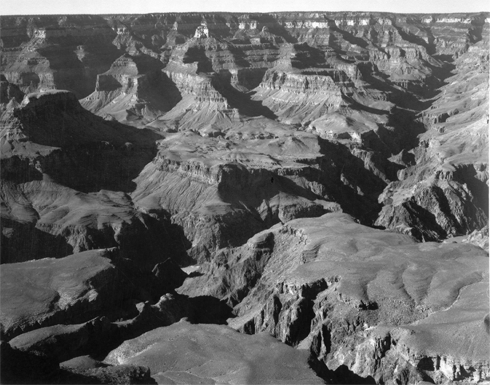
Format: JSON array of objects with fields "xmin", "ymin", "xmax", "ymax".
[
  {"xmin": 0, "ymin": 11, "xmax": 488, "ymax": 385},
  {"xmin": 131, "ymin": 123, "xmax": 397, "ymax": 262},
  {"xmin": 179, "ymin": 213, "xmax": 489, "ymax": 384},
  {"xmin": 0, "ymin": 181, "xmax": 188, "ymax": 264},
  {"xmin": 0, "ymin": 89, "xmax": 191, "ymax": 265},
  {"xmin": 1, "ymin": 16, "xmax": 120, "ymax": 98},
  {"xmin": 376, "ymin": 36, "xmax": 489, "ymax": 240},
  {"xmin": 80, "ymin": 54, "xmax": 180, "ymax": 124},
  {"xmin": 1, "ymin": 249, "xmax": 127, "ymax": 339},
  {"xmin": 3, "ymin": 14, "xmax": 487, "ymax": 222}
]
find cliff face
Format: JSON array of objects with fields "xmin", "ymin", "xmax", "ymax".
[
  {"xmin": 0, "ymin": 89, "xmax": 189, "ymax": 265},
  {"xmin": 180, "ymin": 213, "xmax": 489, "ymax": 384},
  {"xmin": 0, "ymin": 11, "xmax": 488, "ymax": 385},
  {"xmin": 375, "ymin": 37, "xmax": 489, "ymax": 240}
]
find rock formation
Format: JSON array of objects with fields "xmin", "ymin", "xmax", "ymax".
[
  {"xmin": 105, "ymin": 320, "xmax": 325, "ymax": 384},
  {"xmin": 0, "ymin": 248, "xmax": 187, "ymax": 339},
  {"xmin": 179, "ymin": 213, "xmax": 489, "ymax": 383},
  {"xmin": 0, "ymin": 10, "xmax": 488, "ymax": 385}
]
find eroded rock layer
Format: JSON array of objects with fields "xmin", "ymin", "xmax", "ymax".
[
  {"xmin": 0, "ymin": 11, "xmax": 488, "ymax": 385},
  {"xmin": 105, "ymin": 321, "xmax": 324, "ymax": 384},
  {"xmin": 180, "ymin": 213, "xmax": 489, "ymax": 384}
]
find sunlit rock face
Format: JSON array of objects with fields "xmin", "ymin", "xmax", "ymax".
[
  {"xmin": 0, "ymin": 11, "xmax": 488, "ymax": 385},
  {"xmin": 180, "ymin": 213, "xmax": 490, "ymax": 384},
  {"xmin": 104, "ymin": 321, "xmax": 325, "ymax": 384},
  {"xmin": 375, "ymin": 36, "xmax": 489, "ymax": 241}
]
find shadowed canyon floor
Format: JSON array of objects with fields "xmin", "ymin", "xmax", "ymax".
[{"xmin": 0, "ymin": 11, "xmax": 489, "ymax": 385}]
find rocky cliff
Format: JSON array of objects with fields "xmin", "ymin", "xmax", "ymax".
[
  {"xmin": 180, "ymin": 213, "xmax": 489, "ymax": 384},
  {"xmin": 1, "ymin": 10, "xmax": 488, "ymax": 385}
]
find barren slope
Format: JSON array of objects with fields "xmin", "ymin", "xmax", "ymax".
[
  {"xmin": 0, "ymin": 11, "xmax": 488, "ymax": 385},
  {"xmin": 180, "ymin": 212, "xmax": 489, "ymax": 384}
]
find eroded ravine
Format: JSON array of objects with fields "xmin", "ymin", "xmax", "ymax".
[{"xmin": 1, "ymin": 11, "xmax": 488, "ymax": 385}]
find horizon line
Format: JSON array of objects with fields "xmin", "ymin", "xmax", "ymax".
[{"xmin": 1, "ymin": 10, "xmax": 490, "ymax": 17}]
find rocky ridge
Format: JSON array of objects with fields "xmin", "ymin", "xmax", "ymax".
[
  {"xmin": 1, "ymin": 11, "xmax": 488, "ymax": 385},
  {"xmin": 180, "ymin": 213, "xmax": 489, "ymax": 384}
]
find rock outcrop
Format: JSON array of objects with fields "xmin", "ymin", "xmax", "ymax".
[
  {"xmin": 180, "ymin": 213, "xmax": 489, "ymax": 384},
  {"xmin": 1, "ymin": 339, "xmax": 156, "ymax": 384},
  {"xmin": 131, "ymin": 124, "xmax": 396, "ymax": 262},
  {"xmin": 0, "ymin": 248, "xmax": 192, "ymax": 340},
  {"xmin": 2, "ymin": 13, "xmax": 487, "ymax": 242},
  {"xmin": 80, "ymin": 54, "xmax": 179, "ymax": 125},
  {"xmin": 0, "ymin": 16, "xmax": 120, "ymax": 98},
  {"xmin": 0, "ymin": 89, "xmax": 192, "ymax": 265},
  {"xmin": 0, "ymin": 11, "xmax": 488, "ymax": 385},
  {"xmin": 105, "ymin": 320, "xmax": 324, "ymax": 384},
  {"xmin": 376, "ymin": 36, "xmax": 489, "ymax": 240},
  {"xmin": 0, "ymin": 249, "xmax": 129, "ymax": 339}
]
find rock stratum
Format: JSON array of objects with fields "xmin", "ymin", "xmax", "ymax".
[{"xmin": 0, "ymin": 11, "xmax": 489, "ymax": 385}]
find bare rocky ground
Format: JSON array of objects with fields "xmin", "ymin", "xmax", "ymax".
[{"xmin": 0, "ymin": 12, "xmax": 488, "ymax": 384}]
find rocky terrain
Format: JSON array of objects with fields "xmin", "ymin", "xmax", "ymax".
[{"xmin": 0, "ymin": 11, "xmax": 488, "ymax": 385}]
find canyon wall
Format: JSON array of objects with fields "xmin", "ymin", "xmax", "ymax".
[{"xmin": 1, "ymin": 11, "xmax": 488, "ymax": 385}]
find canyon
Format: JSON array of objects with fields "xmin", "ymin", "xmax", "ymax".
[{"xmin": 0, "ymin": 11, "xmax": 489, "ymax": 384}]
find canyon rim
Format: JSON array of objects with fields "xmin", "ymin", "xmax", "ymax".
[{"xmin": 0, "ymin": 3, "xmax": 489, "ymax": 385}]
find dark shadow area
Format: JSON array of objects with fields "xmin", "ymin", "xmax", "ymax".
[
  {"xmin": 332, "ymin": 365, "xmax": 377, "ymax": 384},
  {"xmin": 342, "ymin": 92, "xmax": 388, "ymax": 116},
  {"xmin": 1, "ymin": 341, "xmax": 59, "ymax": 385},
  {"xmin": 399, "ymin": 200, "xmax": 447, "ymax": 241},
  {"xmin": 317, "ymin": 139, "xmax": 388, "ymax": 225},
  {"xmin": 468, "ymin": 15, "xmax": 487, "ymax": 44},
  {"xmin": 18, "ymin": 72, "xmax": 42, "ymax": 91},
  {"xmin": 1, "ymin": 219, "xmax": 74, "ymax": 264},
  {"xmin": 432, "ymin": 185, "xmax": 468, "ymax": 234},
  {"xmin": 36, "ymin": 18, "xmax": 121, "ymax": 99},
  {"xmin": 184, "ymin": 46, "xmax": 214, "ymax": 72},
  {"xmin": 96, "ymin": 72, "xmax": 121, "ymax": 91},
  {"xmin": 391, "ymin": 21, "xmax": 434, "ymax": 54},
  {"xmin": 55, "ymin": 368, "xmax": 159, "ymax": 384},
  {"xmin": 456, "ymin": 165, "xmax": 489, "ymax": 217},
  {"xmin": 127, "ymin": 54, "xmax": 165, "ymax": 73},
  {"xmin": 326, "ymin": 20, "xmax": 369, "ymax": 49},
  {"xmin": 356, "ymin": 51, "xmax": 455, "ymax": 112},
  {"xmin": 216, "ymin": 163, "xmax": 325, "ymax": 218},
  {"xmin": 1, "ymin": 339, "xmax": 157, "ymax": 384},
  {"xmin": 255, "ymin": 14, "xmax": 298, "ymax": 43},
  {"xmin": 432, "ymin": 53, "xmax": 454, "ymax": 62},
  {"xmin": 49, "ymin": 295, "xmax": 232, "ymax": 363},
  {"xmin": 386, "ymin": 107, "xmax": 427, "ymax": 152},
  {"xmin": 227, "ymin": 45, "xmax": 253, "ymax": 68},
  {"xmin": 213, "ymin": 138, "xmax": 388, "ymax": 227},
  {"xmin": 417, "ymin": 357, "xmax": 435, "ymax": 371},
  {"xmin": 290, "ymin": 43, "xmax": 331, "ymax": 69},
  {"xmin": 6, "ymin": 94, "xmax": 164, "ymax": 192},
  {"xmin": 308, "ymin": 356, "xmax": 377, "ymax": 385},
  {"xmin": 0, "ymin": 156, "xmax": 44, "ymax": 184},
  {"xmin": 158, "ymin": 71, "xmax": 183, "ymax": 109},
  {"xmin": 94, "ymin": 53, "xmax": 182, "ymax": 113},
  {"xmin": 116, "ymin": 211, "xmax": 193, "ymax": 269},
  {"xmin": 285, "ymin": 299, "xmax": 321, "ymax": 347},
  {"xmin": 0, "ymin": 192, "xmax": 192, "ymax": 270},
  {"xmin": 0, "ymin": 288, "xmax": 233, "ymax": 383},
  {"xmin": 40, "ymin": 143, "xmax": 158, "ymax": 194},
  {"xmin": 208, "ymin": 15, "xmax": 236, "ymax": 40},
  {"xmin": 188, "ymin": 295, "xmax": 234, "ymax": 324},
  {"xmin": 213, "ymin": 74, "xmax": 277, "ymax": 119}
]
